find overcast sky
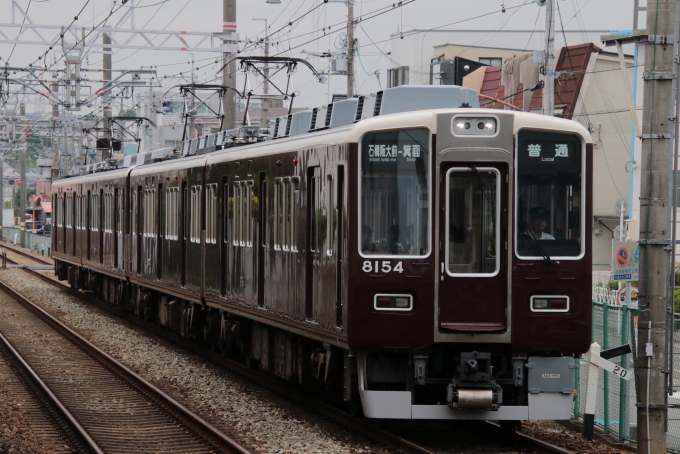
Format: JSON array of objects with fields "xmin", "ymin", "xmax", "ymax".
[{"xmin": 0, "ymin": 0, "xmax": 636, "ymax": 115}]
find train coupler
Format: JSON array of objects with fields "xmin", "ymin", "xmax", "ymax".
[{"xmin": 447, "ymin": 351, "xmax": 500, "ymax": 411}]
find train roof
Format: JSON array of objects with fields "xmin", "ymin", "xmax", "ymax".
[{"xmin": 54, "ymin": 103, "xmax": 592, "ymax": 188}]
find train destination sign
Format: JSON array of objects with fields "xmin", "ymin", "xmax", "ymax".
[
  {"xmin": 517, "ymin": 131, "xmax": 581, "ymax": 175},
  {"xmin": 361, "ymin": 129, "xmax": 429, "ymax": 173}
]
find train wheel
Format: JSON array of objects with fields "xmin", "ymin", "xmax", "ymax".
[{"xmin": 499, "ymin": 420, "xmax": 521, "ymax": 432}]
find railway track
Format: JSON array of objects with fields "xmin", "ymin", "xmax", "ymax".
[
  {"xmin": 5, "ymin": 249, "xmax": 572, "ymax": 454},
  {"xmin": 0, "ymin": 262, "xmax": 250, "ymax": 454}
]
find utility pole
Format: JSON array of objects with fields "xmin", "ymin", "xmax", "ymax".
[
  {"xmin": 103, "ymin": 26, "xmax": 112, "ymax": 161},
  {"xmin": 254, "ymin": 18, "xmax": 269, "ymax": 129},
  {"xmin": 223, "ymin": 0, "xmax": 237, "ymax": 130},
  {"xmin": 542, "ymin": 0, "xmax": 555, "ymax": 116},
  {"xmin": 636, "ymin": 0, "xmax": 676, "ymax": 452},
  {"xmin": 346, "ymin": 0, "xmax": 355, "ymax": 98}
]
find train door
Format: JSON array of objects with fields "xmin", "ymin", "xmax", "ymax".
[
  {"xmin": 438, "ymin": 163, "xmax": 508, "ymax": 332},
  {"xmin": 114, "ymin": 187, "xmax": 119, "ymax": 269},
  {"xmin": 335, "ymin": 165, "xmax": 345, "ymax": 327},
  {"xmin": 180, "ymin": 180, "xmax": 187, "ymax": 286},
  {"xmin": 136, "ymin": 186, "xmax": 142, "ymax": 274},
  {"xmin": 86, "ymin": 190, "xmax": 91, "ymax": 261},
  {"xmin": 257, "ymin": 173, "xmax": 266, "ymax": 307},
  {"xmin": 305, "ymin": 166, "xmax": 321, "ymax": 320}
]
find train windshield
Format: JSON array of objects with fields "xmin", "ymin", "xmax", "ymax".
[
  {"xmin": 516, "ymin": 130, "xmax": 583, "ymax": 258},
  {"xmin": 360, "ymin": 128, "xmax": 430, "ymax": 257}
]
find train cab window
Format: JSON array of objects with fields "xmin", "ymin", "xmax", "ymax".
[
  {"xmin": 446, "ymin": 168, "xmax": 499, "ymax": 275},
  {"xmin": 360, "ymin": 128, "xmax": 430, "ymax": 257},
  {"xmin": 516, "ymin": 131, "xmax": 583, "ymax": 259}
]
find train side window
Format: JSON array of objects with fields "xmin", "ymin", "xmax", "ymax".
[
  {"xmin": 117, "ymin": 189, "xmax": 123, "ymax": 234},
  {"xmin": 310, "ymin": 174, "xmax": 317, "ymax": 252},
  {"xmin": 131, "ymin": 190, "xmax": 137, "ymax": 236},
  {"xmin": 261, "ymin": 180, "xmax": 268, "ymax": 247},
  {"xmin": 291, "ymin": 177, "xmax": 299, "ymax": 252},
  {"xmin": 65, "ymin": 196, "xmax": 71, "ymax": 228},
  {"xmin": 223, "ymin": 180, "xmax": 229, "ymax": 244},
  {"xmin": 190, "ymin": 186, "xmax": 201, "ymax": 243},
  {"xmin": 206, "ymin": 183, "xmax": 217, "ymax": 244},
  {"xmin": 274, "ymin": 178, "xmax": 282, "ymax": 250},
  {"xmin": 164, "ymin": 188, "xmax": 179, "ymax": 240},
  {"xmin": 246, "ymin": 181, "xmax": 253, "ymax": 247},
  {"xmin": 282, "ymin": 178, "xmax": 290, "ymax": 251},
  {"xmin": 326, "ymin": 174, "xmax": 334, "ymax": 257}
]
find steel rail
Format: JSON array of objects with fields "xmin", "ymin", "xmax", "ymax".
[
  {"xmin": 0, "ymin": 240, "xmax": 53, "ymax": 265},
  {"xmin": 0, "ymin": 274, "xmax": 251, "ymax": 454},
  {"xmin": 0, "ymin": 331, "xmax": 103, "ymax": 453},
  {"xmin": 16, "ymin": 264, "xmax": 576, "ymax": 454}
]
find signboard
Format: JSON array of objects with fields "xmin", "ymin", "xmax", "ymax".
[
  {"xmin": 361, "ymin": 129, "xmax": 429, "ymax": 174},
  {"xmin": 517, "ymin": 130, "xmax": 582, "ymax": 175},
  {"xmin": 612, "ymin": 240, "xmax": 639, "ymax": 281},
  {"xmin": 616, "ymin": 285, "xmax": 639, "ymax": 308},
  {"xmin": 591, "ymin": 354, "xmax": 632, "ymax": 380}
]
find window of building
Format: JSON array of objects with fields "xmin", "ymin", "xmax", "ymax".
[
  {"xmin": 479, "ymin": 57, "xmax": 503, "ymax": 66},
  {"xmin": 387, "ymin": 66, "xmax": 409, "ymax": 88}
]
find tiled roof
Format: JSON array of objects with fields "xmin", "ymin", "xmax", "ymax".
[{"xmin": 478, "ymin": 65, "xmax": 502, "ymax": 107}]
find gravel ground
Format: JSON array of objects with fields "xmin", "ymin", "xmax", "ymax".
[
  {"xmin": 0, "ymin": 355, "xmax": 56, "ymax": 454},
  {"xmin": 524, "ymin": 421, "xmax": 629, "ymax": 453},
  {"xmin": 0, "ymin": 268, "xmax": 385, "ymax": 454}
]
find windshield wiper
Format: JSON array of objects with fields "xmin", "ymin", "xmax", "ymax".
[{"xmin": 519, "ymin": 220, "xmax": 551, "ymax": 265}]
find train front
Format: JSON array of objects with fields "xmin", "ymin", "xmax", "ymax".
[{"xmin": 347, "ymin": 109, "xmax": 592, "ymax": 420}]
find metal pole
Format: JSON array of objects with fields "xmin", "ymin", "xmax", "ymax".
[
  {"xmin": 254, "ymin": 18, "xmax": 269, "ymax": 130},
  {"xmin": 542, "ymin": 0, "xmax": 555, "ymax": 116},
  {"xmin": 223, "ymin": 0, "xmax": 237, "ymax": 130},
  {"xmin": 346, "ymin": 0, "xmax": 355, "ymax": 98},
  {"xmin": 603, "ymin": 302, "xmax": 610, "ymax": 434},
  {"xmin": 637, "ymin": 1, "xmax": 675, "ymax": 451},
  {"xmin": 19, "ymin": 130, "xmax": 25, "ymax": 248}
]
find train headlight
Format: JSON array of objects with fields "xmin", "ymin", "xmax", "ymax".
[
  {"xmin": 452, "ymin": 116, "xmax": 498, "ymax": 137},
  {"xmin": 374, "ymin": 294, "xmax": 413, "ymax": 312},
  {"xmin": 530, "ymin": 295, "xmax": 570, "ymax": 313}
]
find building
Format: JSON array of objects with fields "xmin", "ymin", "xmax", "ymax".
[{"xmin": 388, "ymin": 29, "xmax": 612, "ymax": 87}]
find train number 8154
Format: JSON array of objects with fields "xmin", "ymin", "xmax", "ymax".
[{"xmin": 362, "ymin": 261, "xmax": 403, "ymax": 273}]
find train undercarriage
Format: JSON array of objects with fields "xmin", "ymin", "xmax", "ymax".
[{"xmin": 57, "ymin": 261, "xmax": 576, "ymax": 421}]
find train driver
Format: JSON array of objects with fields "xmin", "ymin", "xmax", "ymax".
[
  {"xmin": 362, "ymin": 224, "xmax": 378, "ymax": 253},
  {"xmin": 527, "ymin": 206, "xmax": 555, "ymax": 240}
]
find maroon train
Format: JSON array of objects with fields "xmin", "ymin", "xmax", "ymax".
[{"xmin": 52, "ymin": 86, "xmax": 592, "ymax": 420}]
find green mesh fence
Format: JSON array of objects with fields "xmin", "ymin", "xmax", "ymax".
[{"xmin": 585, "ymin": 289, "xmax": 679, "ymax": 450}]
